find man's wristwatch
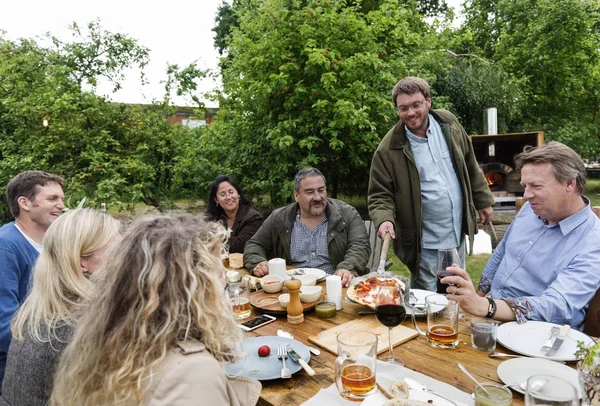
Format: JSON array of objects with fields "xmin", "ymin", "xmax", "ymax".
[{"xmin": 485, "ymin": 297, "xmax": 497, "ymax": 319}]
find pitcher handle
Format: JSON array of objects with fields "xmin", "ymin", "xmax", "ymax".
[
  {"xmin": 233, "ymin": 288, "xmax": 240, "ymax": 308},
  {"xmin": 411, "ymin": 305, "xmax": 427, "ymax": 337}
]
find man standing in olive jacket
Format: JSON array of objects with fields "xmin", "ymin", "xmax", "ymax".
[
  {"xmin": 368, "ymin": 77, "xmax": 494, "ymax": 291},
  {"xmin": 244, "ymin": 168, "xmax": 370, "ymax": 287}
]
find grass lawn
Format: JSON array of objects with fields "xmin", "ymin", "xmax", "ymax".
[
  {"xmin": 110, "ymin": 178, "xmax": 600, "ymax": 286},
  {"xmin": 387, "ymin": 251, "xmax": 491, "ymax": 287}
]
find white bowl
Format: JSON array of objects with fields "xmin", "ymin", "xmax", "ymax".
[
  {"xmin": 261, "ymin": 275, "xmax": 285, "ymax": 293},
  {"xmin": 300, "ymin": 286, "xmax": 322, "ymax": 303},
  {"xmin": 278, "ymin": 293, "xmax": 290, "ymax": 309},
  {"xmin": 295, "ymin": 274, "xmax": 317, "ymax": 287}
]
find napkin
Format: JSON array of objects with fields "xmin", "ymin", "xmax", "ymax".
[{"xmin": 301, "ymin": 360, "xmax": 471, "ymax": 406}]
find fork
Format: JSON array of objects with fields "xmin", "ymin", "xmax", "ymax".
[{"xmin": 277, "ymin": 344, "xmax": 291, "ymax": 379}]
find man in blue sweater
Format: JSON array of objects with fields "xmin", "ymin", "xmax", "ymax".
[{"xmin": 0, "ymin": 171, "xmax": 65, "ymax": 388}]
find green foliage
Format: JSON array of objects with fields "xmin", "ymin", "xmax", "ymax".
[
  {"xmin": 0, "ymin": 23, "xmax": 201, "ymax": 220},
  {"xmin": 456, "ymin": 0, "xmax": 600, "ymax": 153},
  {"xmin": 212, "ymin": 0, "xmax": 438, "ymax": 203},
  {"xmin": 433, "ymin": 58, "xmax": 525, "ymax": 134}
]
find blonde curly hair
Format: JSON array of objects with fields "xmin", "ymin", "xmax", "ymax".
[{"xmin": 51, "ymin": 215, "xmax": 241, "ymax": 405}]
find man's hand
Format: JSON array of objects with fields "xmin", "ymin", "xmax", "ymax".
[
  {"xmin": 334, "ymin": 269, "xmax": 354, "ymax": 287},
  {"xmin": 478, "ymin": 206, "xmax": 494, "ymax": 225},
  {"xmin": 252, "ymin": 261, "xmax": 269, "ymax": 277},
  {"xmin": 441, "ymin": 265, "xmax": 488, "ymax": 317},
  {"xmin": 377, "ymin": 221, "xmax": 395, "ymax": 239}
]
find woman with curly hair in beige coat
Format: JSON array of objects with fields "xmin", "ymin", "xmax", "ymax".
[{"xmin": 50, "ymin": 215, "xmax": 261, "ymax": 406}]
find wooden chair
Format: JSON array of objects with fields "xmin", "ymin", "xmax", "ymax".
[
  {"xmin": 584, "ymin": 289, "xmax": 600, "ymax": 337},
  {"xmin": 584, "ymin": 207, "xmax": 600, "ymax": 336},
  {"xmin": 364, "ymin": 220, "xmax": 392, "ymax": 271}
]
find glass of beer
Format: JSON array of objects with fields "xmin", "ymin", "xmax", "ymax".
[
  {"xmin": 335, "ymin": 330, "xmax": 378, "ymax": 401},
  {"xmin": 226, "ymin": 278, "xmax": 251, "ymax": 319},
  {"xmin": 411, "ymin": 293, "xmax": 459, "ymax": 348}
]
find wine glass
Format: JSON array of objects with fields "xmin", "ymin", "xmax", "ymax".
[
  {"xmin": 524, "ymin": 374, "xmax": 578, "ymax": 406},
  {"xmin": 436, "ymin": 247, "xmax": 461, "ymax": 294},
  {"xmin": 375, "ymin": 284, "xmax": 405, "ymax": 365}
]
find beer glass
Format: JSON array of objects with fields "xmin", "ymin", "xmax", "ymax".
[
  {"xmin": 411, "ymin": 294, "xmax": 459, "ymax": 348},
  {"xmin": 335, "ymin": 330, "xmax": 378, "ymax": 401},
  {"xmin": 226, "ymin": 277, "xmax": 251, "ymax": 319}
]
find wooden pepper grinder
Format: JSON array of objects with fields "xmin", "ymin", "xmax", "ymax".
[{"xmin": 286, "ymin": 277, "xmax": 304, "ymax": 324}]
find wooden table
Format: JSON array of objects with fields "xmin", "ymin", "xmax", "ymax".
[{"xmin": 240, "ymin": 277, "xmax": 574, "ymax": 405}]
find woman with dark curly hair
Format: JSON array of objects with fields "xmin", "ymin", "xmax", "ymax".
[{"xmin": 206, "ymin": 175, "xmax": 263, "ymax": 253}]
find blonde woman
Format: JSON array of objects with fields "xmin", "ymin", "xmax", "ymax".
[
  {"xmin": 0, "ymin": 208, "xmax": 120, "ymax": 406},
  {"xmin": 51, "ymin": 215, "xmax": 261, "ymax": 406}
]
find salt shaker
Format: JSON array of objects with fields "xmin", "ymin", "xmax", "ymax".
[
  {"xmin": 285, "ymin": 277, "xmax": 304, "ymax": 324},
  {"xmin": 326, "ymin": 275, "xmax": 343, "ymax": 310}
]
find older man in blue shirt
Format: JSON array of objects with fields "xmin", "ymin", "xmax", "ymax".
[{"xmin": 444, "ymin": 142, "xmax": 600, "ymax": 331}]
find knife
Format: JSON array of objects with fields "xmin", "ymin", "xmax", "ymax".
[
  {"xmin": 540, "ymin": 326, "xmax": 560, "ymax": 353},
  {"xmin": 285, "ymin": 344, "xmax": 315, "ymax": 376},
  {"xmin": 545, "ymin": 325, "xmax": 570, "ymax": 356}
]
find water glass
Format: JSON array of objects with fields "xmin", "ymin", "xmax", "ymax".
[
  {"xmin": 335, "ymin": 330, "xmax": 378, "ymax": 401},
  {"xmin": 471, "ymin": 318, "xmax": 498, "ymax": 351},
  {"xmin": 525, "ymin": 374, "xmax": 578, "ymax": 406}
]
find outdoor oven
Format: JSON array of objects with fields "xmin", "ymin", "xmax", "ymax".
[{"xmin": 470, "ymin": 131, "xmax": 544, "ymax": 203}]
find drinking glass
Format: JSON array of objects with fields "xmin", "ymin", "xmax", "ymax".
[
  {"xmin": 436, "ymin": 247, "xmax": 461, "ymax": 294},
  {"xmin": 226, "ymin": 277, "xmax": 251, "ymax": 319},
  {"xmin": 375, "ymin": 284, "xmax": 405, "ymax": 365},
  {"xmin": 470, "ymin": 318, "xmax": 499, "ymax": 351},
  {"xmin": 524, "ymin": 374, "xmax": 578, "ymax": 406},
  {"xmin": 335, "ymin": 330, "xmax": 378, "ymax": 401},
  {"xmin": 412, "ymin": 294, "xmax": 459, "ymax": 348}
]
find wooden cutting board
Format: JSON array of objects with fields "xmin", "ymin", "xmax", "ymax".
[
  {"xmin": 308, "ymin": 317, "xmax": 418, "ymax": 355},
  {"xmin": 250, "ymin": 288, "xmax": 322, "ymax": 315}
]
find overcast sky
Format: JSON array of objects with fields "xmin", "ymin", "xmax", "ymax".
[{"xmin": 0, "ymin": 0, "xmax": 462, "ymax": 107}]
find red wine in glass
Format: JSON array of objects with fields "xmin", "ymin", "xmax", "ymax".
[
  {"xmin": 375, "ymin": 304, "xmax": 407, "ymax": 327},
  {"xmin": 436, "ymin": 248, "xmax": 461, "ymax": 294},
  {"xmin": 375, "ymin": 285, "xmax": 405, "ymax": 365}
]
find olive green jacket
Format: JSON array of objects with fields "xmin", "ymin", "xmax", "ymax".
[
  {"xmin": 243, "ymin": 198, "xmax": 370, "ymax": 276},
  {"xmin": 368, "ymin": 109, "xmax": 494, "ymax": 280}
]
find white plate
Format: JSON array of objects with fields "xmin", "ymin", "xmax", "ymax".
[
  {"xmin": 497, "ymin": 321, "xmax": 594, "ymax": 361},
  {"xmin": 405, "ymin": 289, "xmax": 436, "ymax": 317},
  {"xmin": 224, "ymin": 336, "xmax": 311, "ymax": 380},
  {"xmin": 287, "ymin": 268, "xmax": 328, "ymax": 282},
  {"xmin": 497, "ymin": 357, "xmax": 583, "ymax": 398}
]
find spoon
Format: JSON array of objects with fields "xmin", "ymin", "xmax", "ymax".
[
  {"xmin": 504, "ymin": 378, "xmax": 548, "ymax": 391},
  {"xmin": 458, "ymin": 363, "xmax": 489, "ymax": 395}
]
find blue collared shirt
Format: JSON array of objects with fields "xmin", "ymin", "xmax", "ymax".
[
  {"xmin": 479, "ymin": 198, "xmax": 600, "ymax": 331},
  {"xmin": 290, "ymin": 212, "xmax": 335, "ymax": 274},
  {"xmin": 406, "ymin": 115, "xmax": 463, "ymax": 248}
]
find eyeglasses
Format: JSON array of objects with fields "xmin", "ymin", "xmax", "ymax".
[
  {"xmin": 396, "ymin": 100, "xmax": 427, "ymax": 114},
  {"xmin": 218, "ymin": 190, "xmax": 238, "ymax": 198}
]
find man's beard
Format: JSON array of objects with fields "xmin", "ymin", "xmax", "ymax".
[{"xmin": 309, "ymin": 200, "xmax": 325, "ymax": 216}]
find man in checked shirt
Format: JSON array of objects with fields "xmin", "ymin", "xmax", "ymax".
[{"xmin": 244, "ymin": 168, "xmax": 370, "ymax": 287}]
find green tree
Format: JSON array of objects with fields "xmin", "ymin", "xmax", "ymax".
[
  {"xmin": 0, "ymin": 22, "xmax": 195, "ymax": 219},
  {"xmin": 456, "ymin": 0, "xmax": 600, "ymax": 155},
  {"xmin": 212, "ymin": 0, "xmax": 437, "ymax": 202}
]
